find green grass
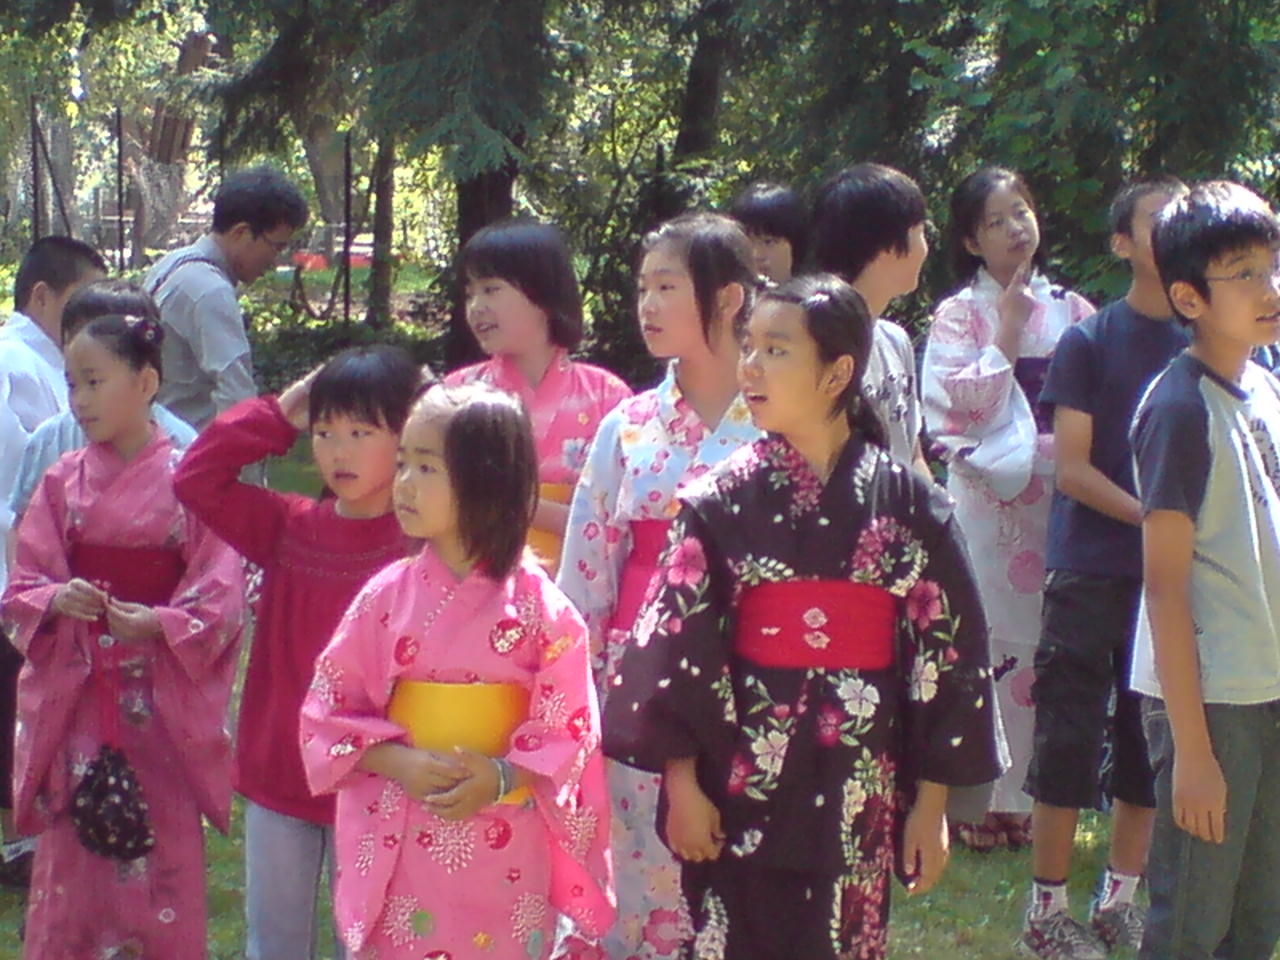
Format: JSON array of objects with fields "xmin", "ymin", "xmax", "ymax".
[
  {"xmin": 0, "ymin": 450, "xmax": 1162, "ymax": 958},
  {"xmin": 0, "ymin": 810, "xmax": 1129, "ymax": 959}
]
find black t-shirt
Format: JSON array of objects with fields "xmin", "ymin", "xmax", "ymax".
[{"xmin": 1041, "ymin": 299, "xmax": 1188, "ymax": 578}]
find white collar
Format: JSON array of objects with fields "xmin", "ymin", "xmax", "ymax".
[{"xmin": 2, "ymin": 310, "xmax": 64, "ymax": 374}]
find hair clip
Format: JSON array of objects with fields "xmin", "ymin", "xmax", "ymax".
[{"xmin": 124, "ymin": 315, "xmax": 163, "ymax": 344}]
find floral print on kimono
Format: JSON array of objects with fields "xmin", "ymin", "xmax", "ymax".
[
  {"xmin": 300, "ymin": 547, "xmax": 613, "ymax": 960},
  {"xmin": 602, "ymin": 436, "xmax": 1002, "ymax": 960},
  {"xmin": 921, "ymin": 267, "xmax": 1093, "ymax": 812}
]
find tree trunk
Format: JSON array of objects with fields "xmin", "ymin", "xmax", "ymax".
[
  {"xmin": 672, "ymin": 0, "xmax": 735, "ymax": 161},
  {"xmin": 446, "ymin": 148, "xmax": 522, "ymax": 369},
  {"xmin": 365, "ymin": 136, "xmax": 396, "ymax": 328}
]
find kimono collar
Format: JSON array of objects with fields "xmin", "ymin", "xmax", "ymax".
[
  {"xmin": 972, "ymin": 265, "xmax": 1057, "ymax": 302},
  {"xmin": 761, "ymin": 431, "xmax": 866, "ymax": 491},
  {"xmin": 489, "ymin": 346, "xmax": 570, "ymax": 398},
  {"xmin": 658, "ymin": 360, "xmax": 752, "ymax": 436},
  {"xmin": 83, "ymin": 424, "xmax": 173, "ymax": 482},
  {"xmin": 4, "ymin": 310, "xmax": 64, "ymax": 375},
  {"xmin": 414, "ymin": 540, "xmax": 500, "ymax": 593}
]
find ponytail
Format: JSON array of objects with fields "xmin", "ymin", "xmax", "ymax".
[{"xmin": 849, "ymin": 390, "xmax": 889, "ymax": 450}]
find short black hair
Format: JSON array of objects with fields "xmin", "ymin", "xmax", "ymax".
[
  {"xmin": 212, "ymin": 166, "xmax": 309, "ymax": 236},
  {"xmin": 460, "ymin": 220, "xmax": 584, "ymax": 351},
  {"xmin": 1152, "ymin": 180, "xmax": 1280, "ymax": 324},
  {"xmin": 71, "ymin": 314, "xmax": 165, "ymax": 381},
  {"xmin": 414, "ymin": 383, "xmax": 537, "ymax": 581},
  {"xmin": 13, "ymin": 236, "xmax": 108, "ymax": 310},
  {"xmin": 757, "ymin": 274, "xmax": 887, "ymax": 448},
  {"xmin": 730, "ymin": 182, "xmax": 809, "ymax": 265},
  {"xmin": 811, "ymin": 163, "xmax": 927, "ymax": 283},
  {"xmin": 641, "ymin": 212, "xmax": 758, "ymax": 342},
  {"xmin": 310, "ymin": 344, "xmax": 426, "ymax": 433},
  {"xmin": 62, "ymin": 280, "xmax": 160, "ymax": 344},
  {"xmin": 1109, "ymin": 175, "xmax": 1189, "ymax": 237}
]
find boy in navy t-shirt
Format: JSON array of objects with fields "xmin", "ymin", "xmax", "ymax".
[
  {"xmin": 1019, "ymin": 177, "xmax": 1188, "ymax": 960},
  {"xmin": 1132, "ymin": 181, "xmax": 1280, "ymax": 958}
]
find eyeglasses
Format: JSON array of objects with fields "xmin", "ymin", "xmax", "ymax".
[
  {"xmin": 1204, "ymin": 259, "xmax": 1280, "ymax": 290},
  {"xmin": 258, "ymin": 233, "xmax": 291, "ymax": 254}
]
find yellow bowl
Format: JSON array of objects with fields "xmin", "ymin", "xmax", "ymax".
[{"xmin": 388, "ymin": 680, "xmax": 533, "ymax": 804}]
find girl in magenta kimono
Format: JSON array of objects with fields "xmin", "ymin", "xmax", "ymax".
[
  {"xmin": 1, "ymin": 313, "xmax": 245, "ymax": 959},
  {"xmin": 444, "ymin": 220, "xmax": 632, "ymax": 574},
  {"xmin": 301, "ymin": 382, "xmax": 614, "ymax": 960},
  {"xmin": 604, "ymin": 277, "xmax": 1002, "ymax": 960}
]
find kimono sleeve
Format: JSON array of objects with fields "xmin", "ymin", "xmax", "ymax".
[
  {"xmin": 1, "ymin": 467, "xmax": 72, "ymax": 656},
  {"xmin": 901, "ymin": 500, "xmax": 1003, "ymax": 788},
  {"xmin": 150, "ymin": 509, "xmax": 247, "ymax": 830},
  {"xmin": 602, "ymin": 506, "xmax": 734, "ymax": 773},
  {"xmin": 922, "ymin": 295, "xmax": 1018, "ymax": 444},
  {"xmin": 299, "ymin": 569, "xmax": 413, "ymax": 796},
  {"xmin": 558, "ymin": 410, "xmax": 630, "ymax": 672},
  {"xmin": 922, "ymin": 293, "xmax": 1038, "ymax": 499},
  {"xmin": 507, "ymin": 573, "xmax": 616, "ymax": 936}
]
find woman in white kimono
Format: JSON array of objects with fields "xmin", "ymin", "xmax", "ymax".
[{"xmin": 922, "ymin": 167, "xmax": 1094, "ymax": 850}]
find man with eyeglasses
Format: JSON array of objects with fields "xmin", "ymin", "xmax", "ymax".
[{"xmin": 145, "ymin": 166, "xmax": 308, "ymax": 431}]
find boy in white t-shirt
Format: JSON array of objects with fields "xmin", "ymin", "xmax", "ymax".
[
  {"xmin": 1132, "ymin": 180, "xmax": 1280, "ymax": 958},
  {"xmin": 811, "ymin": 162, "xmax": 931, "ymax": 476}
]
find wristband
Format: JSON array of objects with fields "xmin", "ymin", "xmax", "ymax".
[{"xmin": 493, "ymin": 757, "xmax": 513, "ymax": 802}]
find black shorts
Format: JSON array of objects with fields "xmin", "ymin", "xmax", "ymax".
[
  {"xmin": 0, "ymin": 628, "xmax": 21, "ymax": 809},
  {"xmin": 1023, "ymin": 570, "xmax": 1156, "ymax": 810}
]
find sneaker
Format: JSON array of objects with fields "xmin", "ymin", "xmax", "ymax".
[
  {"xmin": 1090, "ymin": 899, "xmax": 1146, "ymax": 951},
  {"xmin": 1017, "ymin": 910, "xmax": 1109, "ymax": 960}
]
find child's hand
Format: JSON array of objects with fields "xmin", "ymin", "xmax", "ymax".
[
  {"xmin": 279, "ymin": 366, "xmax": 322, "ymax": 431},
  {"xmin": 1173, "ymin": 749, "xmax": 1227, "ymax": 843},
  {"xmin": 901, "ymin": 795, "xmax": 950, "ymax": 895},
  {"xmin": 996, "ymin": 259, "xmax": 1037, "ymax": 336},
  {"xmin": 423, "ymin": 749, "xmax": 502, "ymax": 820},
  {"xmin": 51, "ymin": 578, "xmax": 107, "ymax": 621},
  {"xmin": 664, "ymin": 765, "xmax": 724, "ymax": 862},
  {"xmin": 105, "ymin": 599, "xmax": 163, "ymax": 645},
  {"xmin": 396, "ymin": 748, "xmax": 471, "ymax": 802}
]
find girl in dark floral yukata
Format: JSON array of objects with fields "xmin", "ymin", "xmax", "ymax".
[{"xmin": 603, "ymin": 274, "xmax": 1003, "ymax": 960}]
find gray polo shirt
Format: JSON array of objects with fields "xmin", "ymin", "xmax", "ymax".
[
  {"xmin": 1130, "ymin": 352, "xmax": 1280, "ymax": 705},
  {"xmin": 145, "ymin": 234, "xmax": 255, "ymax": 431}
]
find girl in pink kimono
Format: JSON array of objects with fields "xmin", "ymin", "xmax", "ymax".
[
  {"xmin": 444, "ymin": 220, "xmax": 632, "ymax": 575},
  {"xmin": 921, "ymin": 168, "xmax": 1094, "ymax": 851},
  {"xmin": 301, "ymin": 382, "xmax": 614, "ymax": 960},
  {"xmin": 1, "ymin": 312, "xmax": 245, "ymax": 959}
]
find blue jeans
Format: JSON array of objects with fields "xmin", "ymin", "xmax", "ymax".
[
  {"xmin": 1140, "ymin": 698, "xmax": 1280, "ymax": 959},
  {"xmin": 244, "ymin": 800, "xmax": 346, "ymax": 960}
]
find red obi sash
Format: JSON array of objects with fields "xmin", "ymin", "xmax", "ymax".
[
  {"xmin": 69, "ymin": 542, "xmax": 186, "ymax": 606},
  {"xmin": 68, "ymin": 542, "xmax": 187, "ymax": 744},
  {"xmin": 735, "ymin": 581, "xmax": 896, "ymax": 670},
  {"xmin": 611, "ymin": 519, "xmax": 674, "ymax": 635}
]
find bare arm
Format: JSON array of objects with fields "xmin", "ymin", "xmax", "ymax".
[
  {"xmin": 1054, "ymin": 406, "xmax": 1142, "ymax": 526},
  {"xmin": 1143, "ymin": 509, "xmax": 1225, "ymax": 843}
]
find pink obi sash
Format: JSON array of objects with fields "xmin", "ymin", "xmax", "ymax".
[
  {"xmin": 735, "ymin": 581, "xmax": 896, "ymax": 671},
  {"xmin": 610, "ymin": 520, "xmax": 674, "ymax": 635}
]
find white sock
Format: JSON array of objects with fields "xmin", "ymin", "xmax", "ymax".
[
  {"xmin": 1030, "ymin": 878, "xmax": 1069, "ymax": 919},
  {"xmin": 1096, "ymin": 865, "xmax": 1141, "ymax": 911},
  {"xmin": 1, "ymin": 837, "xmax": 35, "ymax": 861}
]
